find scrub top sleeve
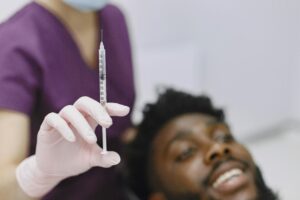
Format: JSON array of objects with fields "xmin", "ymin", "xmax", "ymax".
[{"xmin": 0, "ymin": 47, "xmax": 40, "ymax": 115}]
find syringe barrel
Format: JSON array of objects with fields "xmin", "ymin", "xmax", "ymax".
[{"xmin": 99, "ymin": 42, "xmax": 107, "ymax": 104}]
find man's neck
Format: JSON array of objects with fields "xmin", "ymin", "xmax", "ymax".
[{"xmin": 34, "ymin": 0, "xmax": 97, "ymax": 33}]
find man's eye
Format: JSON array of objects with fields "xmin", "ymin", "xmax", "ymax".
[{"xmin": 175, "ymin": 147, "xmax": 196, "ymax": 162}]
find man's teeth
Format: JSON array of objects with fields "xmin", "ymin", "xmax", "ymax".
[{"xmin": 212, "ymin": 168, "xmax": 243, "ymax": 188}]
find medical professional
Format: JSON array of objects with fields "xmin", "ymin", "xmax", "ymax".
[{"xmin": 0, "ymin": 0, "xmax": 135, "ymax": 199}]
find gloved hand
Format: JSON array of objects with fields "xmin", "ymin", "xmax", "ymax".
[{"xmin": 16, "ymin": 96, "xmax": 130, "ymax": 198}]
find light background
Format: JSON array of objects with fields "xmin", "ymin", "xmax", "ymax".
[{"xmin": 1, "ymin": 0, "xmax": 300, "ymax": 199}]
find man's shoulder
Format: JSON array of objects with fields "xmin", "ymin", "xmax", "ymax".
[{"xmin": 101, "ymin": 4, "xmax": 127, "ymax": 22}]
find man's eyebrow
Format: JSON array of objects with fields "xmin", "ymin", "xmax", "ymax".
[
  {"xmin": 206, "ymin": 119, "xmax": 219, "ymax": 126},
  {"xmin": 163, "ymin": 120, "xmax": 222, "ymax": 154},
  {"xmin": 164, "ymin": 130, "xmax": 193, "ymax": 155}
]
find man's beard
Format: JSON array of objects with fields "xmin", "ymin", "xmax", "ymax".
[
  {"xmin": 254, "ymin": 166, "xmax": 279, "ymax": 200},
  {"xmin": 163, "ymin": 166, "xmax": 279, "ymax": 200}
]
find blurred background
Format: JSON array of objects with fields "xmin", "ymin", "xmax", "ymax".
[{"xmin": 1, "ymin": 0, "xmax": 300, "ymax": 199}]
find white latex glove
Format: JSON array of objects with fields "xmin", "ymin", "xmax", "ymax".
[{"xmin": 16, "ymin": 96, "xmax": 130, "ymax": 198}]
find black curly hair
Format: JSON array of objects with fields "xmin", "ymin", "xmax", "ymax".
[{"xmin": 125, "ymin": 88, "xmax": 225, "ymax": 200}]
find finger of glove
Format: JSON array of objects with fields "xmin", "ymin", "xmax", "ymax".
[
  {"xmin": 105, "ymin": 103, "xmax": 130, "ymax": 117},
  {"xmin": 89, "ymin": 145, "xmax": 121, "ymax": 168},
  {"xmin": 40, "ymin": 113, "xmax": 75, "ymax": 142},
  {"xmin": 59, "ymin": 105, "xmax": 97, "ymax": 144},
  {"xmin": 85, "ymin": 115, "xmax": 98, "ymax": 130},
  {"xmin": 74, "ymin": 96, "xmax": 112, "ymax": 128},
  {"xmin": 83, "ymin": 103, "xmax": 129, "ymax": 129}
]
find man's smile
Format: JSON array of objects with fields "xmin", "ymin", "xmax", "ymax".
[{"xmin": 208, "ymin": 160, "xmax": 250, "ymax": 195}]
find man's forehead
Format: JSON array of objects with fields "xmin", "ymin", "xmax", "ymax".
[
  {"xmin": 167, "ymin": 113, "xmax": 220, "ymax": 129},
  {"xmin": 154, "ymin": 113, "xmax": 225, "ymax": 146}
]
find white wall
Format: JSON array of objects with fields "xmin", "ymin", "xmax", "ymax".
[
  {"xmin": 291, "ymin": 54, "xmax": 300, "ymax": 120},
  {"xmin": 112, "ymin": 0, "xmax": 300, "ymax": 139},
  {"xmin": 290, "ymin": 0, "xmax": 300, "ymax": 120},
  {"xmin": 192, "ymin": 0, "xmax": 299, "ymax": 138},
  {"xmin": 0, "ymin": 0, "xmax": 29, "ymax": 22}
]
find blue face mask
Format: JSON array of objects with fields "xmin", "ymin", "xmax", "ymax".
[{"xmin": 63, "ymin": 0, "xmax": 109, "ymax": 12}]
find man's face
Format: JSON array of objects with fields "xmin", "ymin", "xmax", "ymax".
[{"xmin": 150, "ymin": 113, "xmax": 258, "ymax": 200}]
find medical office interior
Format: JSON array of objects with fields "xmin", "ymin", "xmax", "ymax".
[{"xmin": 1, "ymin": 0, "xmax": 300, "ymax": 199}]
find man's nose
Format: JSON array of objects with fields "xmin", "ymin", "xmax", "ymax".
[{"xmin": 204, "ymin": 143, "xmax": 231, "ymax": 165}]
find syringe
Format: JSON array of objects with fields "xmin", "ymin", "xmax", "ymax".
[{"xmin": 99, "ymin": 30, "xmax": 107, "ymax": 154}]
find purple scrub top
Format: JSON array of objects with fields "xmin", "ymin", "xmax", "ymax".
[{"xmin": 0, "ymin": 2, "xmax": 135, "ymax": 199}]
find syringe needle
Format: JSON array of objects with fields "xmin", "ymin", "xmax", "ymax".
[
  {"xmin": 101, "ymin": 29, "xmax": 103, "ymax": 43},
  {"xmin": 102, "ymin": 127, "xmax": 107, "ymax": 153}
]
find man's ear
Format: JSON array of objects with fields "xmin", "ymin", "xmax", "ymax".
[{"xmin": 148, "ymin": 192, "xmax": 167, "ymax": 200}]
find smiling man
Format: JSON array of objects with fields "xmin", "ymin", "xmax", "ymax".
[{"xmin": 126, "ymin": 89, "xmax": 278, "ymax": 200}]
